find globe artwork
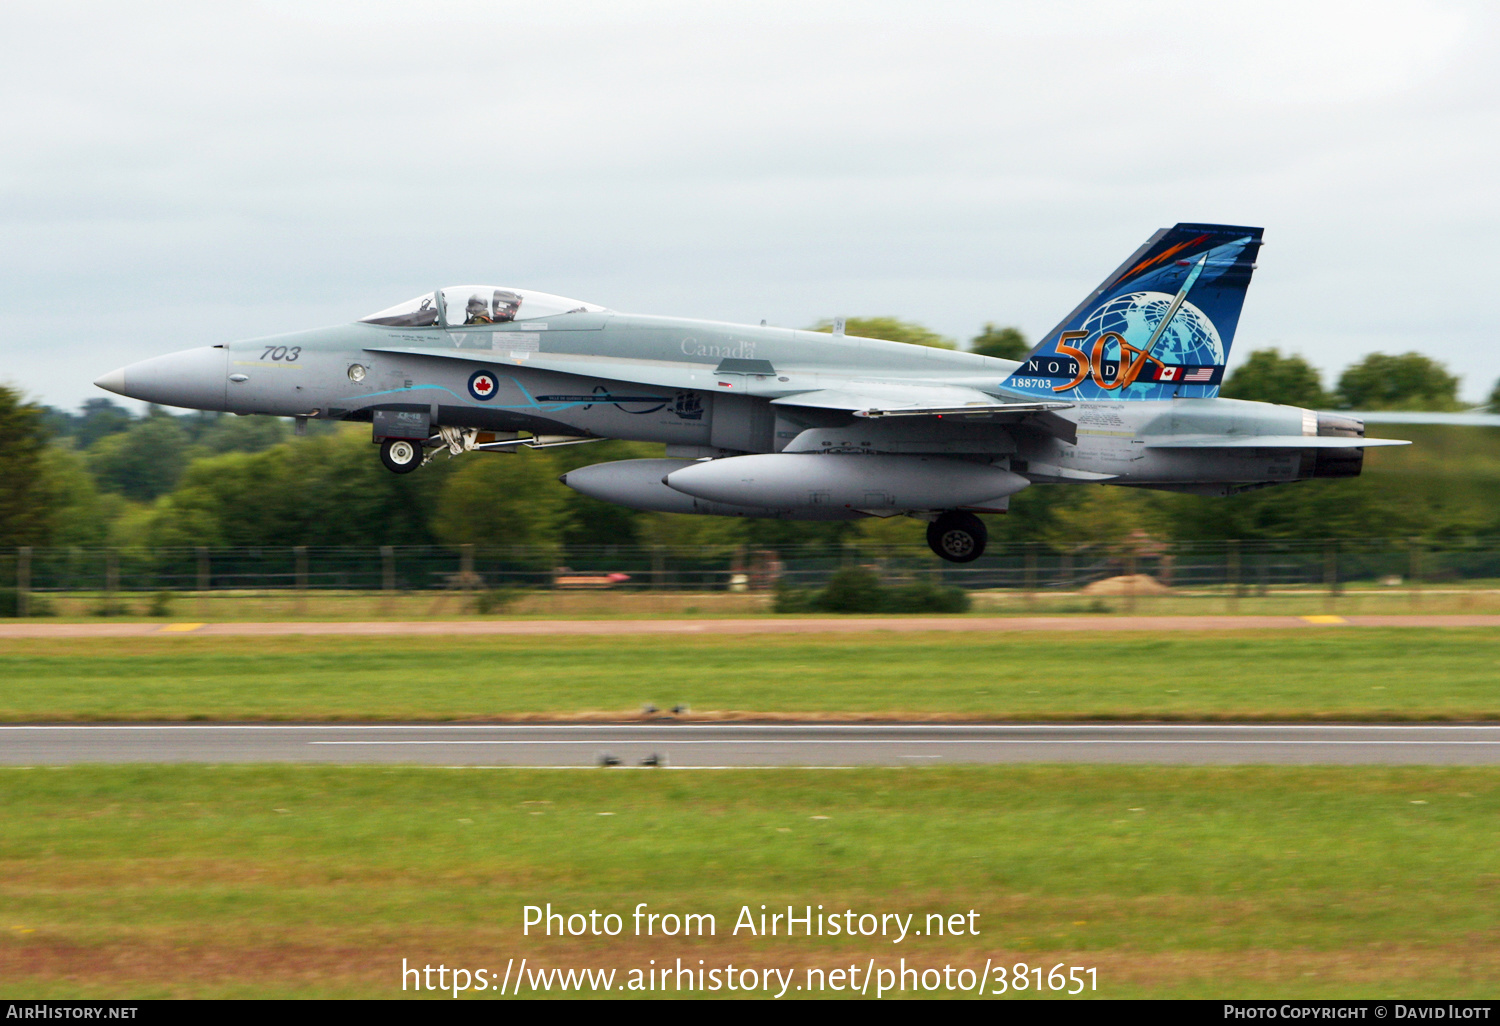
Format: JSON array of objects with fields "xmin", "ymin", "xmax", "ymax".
[{"xmin": 1077, "ymin": 291, "xmax": 1224, "ymax": 396}]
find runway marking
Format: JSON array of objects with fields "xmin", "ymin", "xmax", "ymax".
[
  {"xmin": 156, "ymin": 623, "xmax": 205, "ymax": 633},
  {"xmin": 306, "ymin": 739, "xmax": 1500, "ymax": 746},
  {"xmin": 1301, "ymin": 615, "xmax": 1348, "ymax": 624}
]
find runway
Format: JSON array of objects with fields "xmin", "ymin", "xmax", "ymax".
[
  {"xmin": 3, "ymin": 614, "xmax": 1500, "ymax": 638},
  {"xmin": 4, "ymin": 723, "xmax": 1500, "ymax": 766}
]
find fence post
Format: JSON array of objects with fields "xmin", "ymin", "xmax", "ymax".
[
  {"xmin": 105, "ymin": 549, "xmax": 119, "ymax": 613},
  {"xmin": 1227, "ymin": 539, "xmax": 1240, "ymax": 614},
  {"xmin": 17, "ymin": 547, "xmax": 30, "ymax": 618},
  {"xmin": 651, "ymin": 546, "xmax": 666, "ymax": 591},
  {"xmin": 461, "ymin": 544, "xmax": 475, "ymax": 599},
  {"xmin": 381, "ymin": 546, "xmax": 395, "ymax": 615},
  {"xmin": 1061, "ymin": 552, "xmax": 1073, "ymax": 593},
  {"xmin": 294, "ymin": 546, "xmax": 308, "ymax": 615},
  {"xmin": 1024, "ymin": 549, "xmax": 1037, "ymax": 606},
  {"xmin": 197, "ymin": 547, "xmax": 210, "ymax": 619},
  {"xmin": 1409, "ymin": 540, "xmax": 1422, "ymax": 609},
  {"xmin": 1324, "ymin": 540, "xmax": 1338, "ymax": 612},
  {"xmin": 1125, "ymin": 551, "xmax": 1137, "ymax": 614}
]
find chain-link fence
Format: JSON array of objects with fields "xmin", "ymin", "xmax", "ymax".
[{"xmin": 0, "ymin": 538, "xmax": 1494, "ymax": 601}]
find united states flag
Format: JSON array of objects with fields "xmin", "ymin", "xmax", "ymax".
[{"xmin": 1184, "ymin": 367, "xmax": 1215, "ymax": 382}]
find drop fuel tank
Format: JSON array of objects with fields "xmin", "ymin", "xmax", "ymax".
[
  {"xmin": 559, "ymin": 459, "xmax": 865, "ymax": 520},
  {"xmin": 663, "ymin": 453, "xmax": 1029, "ymax": 511}
]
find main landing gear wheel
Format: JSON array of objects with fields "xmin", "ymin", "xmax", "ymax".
[
  {"xmin": 927, "ymin": 511, "xmax": 987, "ymax": 563},
  {"xmin": 380, "ymin": 437, "xmax": 423, "ymax": 474}
]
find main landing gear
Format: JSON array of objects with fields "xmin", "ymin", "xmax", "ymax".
[
  {"xmin": 927, "ymin": 511, "xmax": 987, "ymax": 563},
  {"xmin": 380, "ymin": 437, "xmax": 424, "ymax": 474}
]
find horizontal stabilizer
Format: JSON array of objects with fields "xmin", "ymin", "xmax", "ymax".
[
  {"xmin": 1146, "ymin": 435, "xmax": 1410, "ymax": 449},
  {"xmin": 1329, "ymin": 410, "xmax": 1500, "ymax": 427}
]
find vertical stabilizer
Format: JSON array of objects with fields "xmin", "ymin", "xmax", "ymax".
[{"xmin": 1002, "ymin": 223, "xmax": 1263, "ymax": 401}]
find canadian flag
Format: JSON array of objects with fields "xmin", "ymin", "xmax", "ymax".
[{"xmin": 1158, "ymin": 366, "xmax": 1179, "ymax": 381}]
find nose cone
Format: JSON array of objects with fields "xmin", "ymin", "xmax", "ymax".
[
  {"xmin": 93, "ymin": 346, "xmax": 230, "ymax": 411},
  {"xmin": 93, "ymin": 367, "xmax": 127, "ymax": 395}
]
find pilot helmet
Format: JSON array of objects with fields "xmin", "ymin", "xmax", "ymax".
[{"xmin": 493, "ymin": 290, "xmax": 523, "ymax": 320}]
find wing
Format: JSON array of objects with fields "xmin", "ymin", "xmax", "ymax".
[
  {"xmin": 770, "ymin": 383, "xmax": 1071, "ymax": 419},
  {"xmin": 365, "ymin": 346, "xmax": 1070, "ymax": 420}
]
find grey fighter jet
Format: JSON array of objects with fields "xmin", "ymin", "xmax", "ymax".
[{"xmin": 95, "ymin": 223, "xmax": 1408, "ymax": 562}]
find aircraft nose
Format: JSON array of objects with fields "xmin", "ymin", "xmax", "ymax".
[
  {"xmin": 93, "ymin": 367, "xmax": 127, "ymax": 394},
  {"xmin": 93, "ymin": 346, "xmax": 230, "ymax": 411}
]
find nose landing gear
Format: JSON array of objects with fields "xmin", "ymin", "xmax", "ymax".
[
  {"xmin": 380, "ymin": 437, "xmax": 424, "ymax": 474},
  {"xmin": 927, "ymin": 511, "xmax": 987, "ymax": 563}
]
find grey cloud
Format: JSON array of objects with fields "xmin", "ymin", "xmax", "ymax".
[{"xmin": 2, "ymin": 0, "xmax": 1497, "ymax": 408}]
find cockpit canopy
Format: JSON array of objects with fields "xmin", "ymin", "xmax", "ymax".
[{"xmin": 360, "ymin": 287, "xmax": 606, "ymax": 328}]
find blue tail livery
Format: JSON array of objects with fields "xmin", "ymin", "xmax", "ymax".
[{"xmin": 1002, "ymin": 223, "xmax": 1263, "ymax": 401}]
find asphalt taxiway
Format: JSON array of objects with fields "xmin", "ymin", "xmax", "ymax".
[{"xmin": 3, "ymin": 723, "xmax": 1499, "ymax": 766}]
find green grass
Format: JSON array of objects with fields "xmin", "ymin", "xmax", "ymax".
[
  {"xmin": 3, "ymin": 629, "xmax": 1500, "ymax": 721},
  {"xmin": 0, "ymin": 765, "xmax": 1496, "ymax": 998}
]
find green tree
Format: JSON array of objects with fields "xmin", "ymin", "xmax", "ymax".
[
  {"xmin": 1335, "ymin": 352, "xmax": 1462, "ymax": 411},
  {"xmin": 546, "ymin": 439, "xmax": 661, "ymax": 552},
  {"xmin": 1220, "ymin": 349, "xmax": 1331, "ymax": 407},
  {"xmin": 1038, "ymin": 486, "xmax": 1172, "ymax": 554},
  {"xmin": 72, "ymin": 398, "xmax": 134, "ymax": 449},
  {"xmin": 87, "ymin": 408, "xmax": 189, "ymax": 500},
  {"xmin": 182, "ymin": 412, "xmax": 293, "ymax": 455},
  {"xmin": 969, "ymin": 324, "xmax": 1030, "ymax": 360},
  {"xmin": 635, "ymin": 511, "xmax": 747, "ymax": 555},
  {"xmin": 0, "ymin": 387, "xmax": 57, "ymax": 546},
  {"xmin": 38, "ymin": 445, "xmax": 115, "ymax": 547},
  {"xmin": 809, "ymin": 317, "xmax": 954, "ymax": 349},
  {"xmin": 145, "ymin": 428, "xmax": 446, "ymax": 548},
  {"xmin": 735, "ymin": 517, "xmax": 856, "ymax": 552},
  {"xmin": 1487, "ymin": 378, "xmax": 1500, "ymax": 414},
  {"xmin": 852, "ymin": 513, "xmax": 928, "ymax": 556},
  {"xmin": 432, "ymin": 448, "xmax": 570, "ymax": 562}
]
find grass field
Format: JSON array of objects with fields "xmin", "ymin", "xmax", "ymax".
[
  {"xmin": 1, "ymin": 765, "xmax": 1495, "ymax": 999},
  {"xmin": 2, "ymin": 629, "xmax": 1498, "ymax": 722}
]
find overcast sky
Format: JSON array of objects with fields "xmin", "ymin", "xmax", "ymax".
[{"xmin": 3, "ymin": 0, "xmax": 1497, "ymax": 409}]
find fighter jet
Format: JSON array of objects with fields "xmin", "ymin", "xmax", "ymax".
[{"xmin": 95, "ymin": 223, "xmax": 1408, "ymax": 562}]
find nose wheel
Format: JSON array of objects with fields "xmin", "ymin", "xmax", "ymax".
[
  {"xmin": 927, "ymin": 511, "xmax": 987, "ymax": 563},
  {"xmin": 379, "ymin": 437, "xmax": 424, "ymax": 474}
]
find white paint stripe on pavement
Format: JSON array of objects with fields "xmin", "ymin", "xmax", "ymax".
[{"xmin": 306, "ymin": 739, "xmax": 1500, "ymax": 746}]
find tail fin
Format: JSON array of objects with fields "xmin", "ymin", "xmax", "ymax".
[{"xmin": 1002, "ymin": 223, "xmax": 1263, "ymax": 401}]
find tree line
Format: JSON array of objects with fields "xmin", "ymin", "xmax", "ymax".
[{"xmin": 3, "ymin": 322, "xmax": 1497, "ymax": 555}]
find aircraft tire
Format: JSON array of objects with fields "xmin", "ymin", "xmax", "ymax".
[
  {"xmin": 380, "ymin": 437, "xmax": 423, "ymax": 474},
  {"xmin": 927, "ymin": 512, "xmax": 986, "ymax": 563}
]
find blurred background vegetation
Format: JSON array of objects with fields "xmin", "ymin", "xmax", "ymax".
[{"xmin": 4, "ymin": 319, "xmax": 1498, "ymax": 557}]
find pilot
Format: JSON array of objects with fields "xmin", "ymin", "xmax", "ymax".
[
  {"xmin": 493, "ymin": 290, "xmax": 522, "ymax": 323},
  {"xmin": 464, "ymin": 295, "xmax": 493, "ymax": 325}
]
